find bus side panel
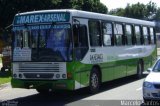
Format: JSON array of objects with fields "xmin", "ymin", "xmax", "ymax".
[
  {"xmin": 143, "ymin": 49, "xmax": 157, "ymax": 71},
  {"xmin": 101, "ymin": 59, "xmax": 136, "ymax": 83},
  {"xmin": 67, "ymin": 62, "xmax": 81, "ymax": 90},
  {"xmin": 126, "ymin": 59, "xmax": 138, "ymax": 76},
  {"xmin": 114, "ymin": 60, "xmax": 127, "ymax": 79},
  {"xmin": 101, "ymin": 62, "xmax": 115, "ymax": 82},
  {"xmin": 79, "ymin": 64, "xmax": 92, "ymax": 88},
  {"xmin": 71, "ymin": 62, "xmax": 91, "ymax": 90}
]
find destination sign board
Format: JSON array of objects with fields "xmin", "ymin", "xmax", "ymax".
[{"xmin": 13, "ymin": 12, "xmax": 70, "ymax": 25}]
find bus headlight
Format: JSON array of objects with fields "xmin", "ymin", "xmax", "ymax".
[
  {"xmin": 13, "ymin": 74, "xmax": 17, "ymax": 78},
  {"xmin": 56, "ymin": 74, "xmax": 60, "ymax": 78},
  {"xmin": 62, "ymin": 74, "xmax": 66, "ymax": 78},
  {"xmin": 19, "ymin": 74, "xmax": 22, "ymax": 78}
]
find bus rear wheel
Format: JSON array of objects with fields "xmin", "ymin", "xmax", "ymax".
[
  {"xmin": 89, "ymin": 67, "xmax": 100, "ymax": 94},
  {"xmin": 136, "ymin": 61, "xmax": 143, "ymax": 79}
]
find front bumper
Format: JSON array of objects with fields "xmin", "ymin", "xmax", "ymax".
[
  {"xmin": 143, "ymin": 87, "xmax": 160, "ymax": 100},
  {"xmin": 11, "ymin": 78, "xmax": 75, "ymax": 91}
]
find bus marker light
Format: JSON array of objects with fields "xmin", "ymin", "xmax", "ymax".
[{"xmin": 67, "ymin": 72, "xmax": 72, "ymax": 79}]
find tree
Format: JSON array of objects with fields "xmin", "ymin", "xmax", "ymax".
[
  {"xmin": 109, "ymin": 8, "xmax": 125, "ymax": 16},
  {"xmin": 146, "ymin": 1, "xmax": 157, "ymax": 20},
  {"xmin": 0, "ymin": 0, "xmax": 108, "ymax": 30},
  {"xmin": 155, "ymin": 8, "xmax": 160, "ymax": 20},
  {"xmin": 72, "ymin": 0, "xmax": 108, "ymax": 14},
  {"xmin": 0, "ymin": 0, "xmax": 56, "ymax": 30},
  {"xmin": 124, "ymin": 3, "xmax": 147, "ymax": 19},
  {"xmin": 108, "ymin": 1, "xmax": 159, "ymax": 20},
  {"xmin": 109, "ymin": 3, "xmax": 147, "ymax": 19}
]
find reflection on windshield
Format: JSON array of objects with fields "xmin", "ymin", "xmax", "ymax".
[
  {"xmin": 47, "ymin": 29, "xmax": 70, "ymax": 61},
  {"xmin": 153, "ymin": 60, "xmax": 160, "ymax": 72},
  {"xmin": 14, "ymin": 31, "xmax": 23, "ymax": 48},
  {"xmin": 13, "ymin": 24, "xmax": 72, "ymax": 62}
]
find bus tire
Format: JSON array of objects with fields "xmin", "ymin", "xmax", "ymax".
[
  {"xmin": 136, "ymin": 61, "xmax": 143, "ymax": 79},
  {"xmin": 89, "ymin": 67, "xmax": 100, "ymax": 94}
]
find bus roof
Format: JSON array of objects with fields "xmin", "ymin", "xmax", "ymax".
[{"xmin": 15, "ymin": 9, "xmax": 155, "ymax": 27}]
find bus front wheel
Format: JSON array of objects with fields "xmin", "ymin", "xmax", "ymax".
[{"xmin": 89, "ymin": 67, "xmax": 100, "ymax": 94}]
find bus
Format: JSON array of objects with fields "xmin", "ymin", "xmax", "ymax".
[{"xmin": 11, "ymin": 9, "xmax": 157, "ymax": 93}]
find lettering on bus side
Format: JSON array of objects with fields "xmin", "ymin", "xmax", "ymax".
[
  {"xmin": 14, "ymin": 12, "xmax": 70, "ymax": 25},
  {"xmin": 90, "ymin": 54, "xmax": 103, "ymax": 64}
]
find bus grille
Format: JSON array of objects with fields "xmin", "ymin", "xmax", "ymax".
[
  {"xmin": 13, "ymin": 62, "xmax": 66, "ymax": 79},
  {"xmin": 18, "ymin": 62, "xmax": 66, "ymax": 72}
]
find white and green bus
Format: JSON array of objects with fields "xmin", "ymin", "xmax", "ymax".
[{"xmin": 11, "ymin": 9, "xmax": 157, "ymax": 93}]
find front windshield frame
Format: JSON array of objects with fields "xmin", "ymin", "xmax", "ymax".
[
  {"xmin": 152, "ymin": 59, "xmax": 160, "ymax": 72},
  {"xmin": 12, "ymin": 23, "xmax": 73, "ymax": 62}
]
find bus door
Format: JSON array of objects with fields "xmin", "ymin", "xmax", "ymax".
[{"xmin": 73, "ymin": 18, "xmax": 89, "ymax": 88}]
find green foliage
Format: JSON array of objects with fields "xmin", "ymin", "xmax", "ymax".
[
  {"xmin": 0, "ymin": 62, "xmax": 11, "ymax": 85},
  {"xmin": 0, "ymin": 0, "xmax": 55, "ymax": 29},
  {"xmin": 0, "ymin": 0, "xmax": 108, "ymax": 30},
  {"xmin": 109, "ymin": 8, "xmax": 125, "ymax": 16},
  {"xmin": 72, "ymin": 0, "xmax": 107, "ymax": 14},
  {"xmin": 146, "ymin": 1, "xmax": 157, "ymax": 17},
  {"xmin": 0, "ymin": 71, "xmax": 11, "ymax": 85},
  {"xmin": 109, "ymin": 1, "xmax": 159, "ymax": 21},
  {"xmin": 126, "ymin": 3, "xmax": 147, "ymax": 19},
  {"xmin": 154, "ymin": 8, "xmax": 160, "ymax": 21}
]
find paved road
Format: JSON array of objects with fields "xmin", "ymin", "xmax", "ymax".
[{"xmin": 0, "ymin": 75, "xmax": 148, "ymax": 106}]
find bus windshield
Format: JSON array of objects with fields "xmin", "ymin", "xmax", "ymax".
[{"xmin": 13, "ymin": 24, "xmax": 72, "ymax": 62}]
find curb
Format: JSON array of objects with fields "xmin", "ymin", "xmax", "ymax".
[{"xmin": 0, "ymin": 83, "xmax": 11, "ymax": 90}]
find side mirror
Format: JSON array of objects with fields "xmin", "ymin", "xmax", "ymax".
[{"xmin": 147, "ymin": 68, "xmax": 152, "ymax": 72}]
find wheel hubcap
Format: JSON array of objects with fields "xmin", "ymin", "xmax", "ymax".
[{"xmin": 91, "ymin": 73, "xmax": 98, "ymax": 88}]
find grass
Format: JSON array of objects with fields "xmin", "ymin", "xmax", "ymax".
[
  {"xmin": 0, "ymin": 56, "xmax": 11, "ymax": 85},
  {"xmin": 0, "ymin": 71, "xmax": 11, "ymax": 85},
  {"xmin": 0, "ymin": 77, "xmax": 11, "ymax": 85}
]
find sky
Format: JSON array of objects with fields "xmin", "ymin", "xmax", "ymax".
[{"xmin": 100, "ymin": 0, "xmax": 160, "ymax": 11}]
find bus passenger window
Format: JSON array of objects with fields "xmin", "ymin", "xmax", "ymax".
[
  {"xmin": 143, "ymin": 27, "xmax": 149, "ymax": 45},
  {"xmin": 135, "ymin": 26, "xmax": 141, "ymax": 45},
  {"xmin": 125, "ymin": 25, "xmax": 132, "ymax": 45},
  {"xmin": 150, "ymin": 27, "xmax": 155, "ymax": 44},
  {"xmin": 103, "ymin": 23, "xmax": 112, "ymax": 46},
  {"xmin": 114, "ymin": 24, "xmax": 123, "ymax": 46},
  {"xmin": 88, "ymin": 20, "xmax": 101, "ymax": 47}
]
